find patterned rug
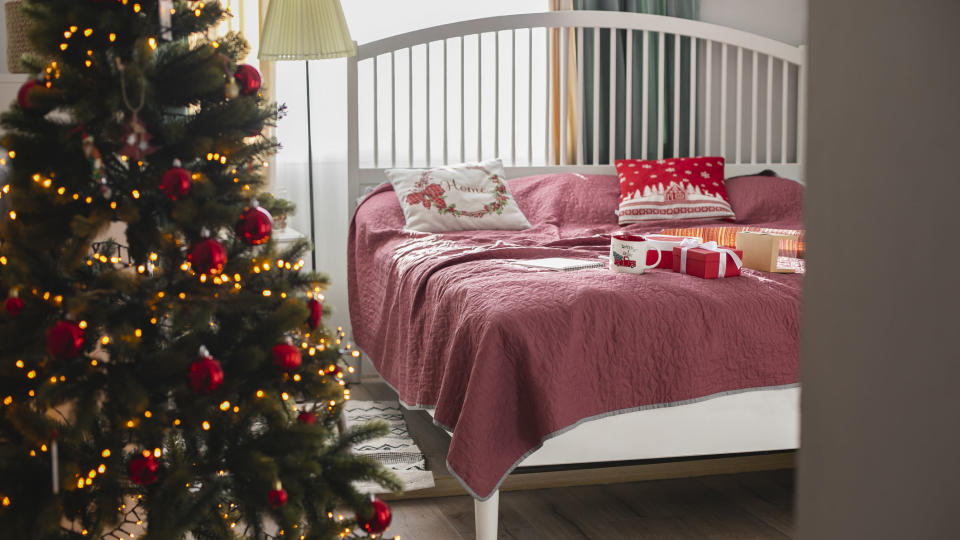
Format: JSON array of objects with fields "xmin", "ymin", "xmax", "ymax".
[{"xmin": 343, "ymin": 401, "xmax": 436, "ymax": 493}]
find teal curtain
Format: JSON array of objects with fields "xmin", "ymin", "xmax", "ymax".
[{"xmin": 573, "ymin": 0, "xmax": 700, "ymax": 162}]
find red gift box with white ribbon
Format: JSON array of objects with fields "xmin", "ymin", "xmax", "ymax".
[
  {"xmin": 672, "ymin": 239, "xmax": 744, "ymax": 279},
  {"xmin": 641, "ymin": 234, "xmax": 703, "ymax": 269}
]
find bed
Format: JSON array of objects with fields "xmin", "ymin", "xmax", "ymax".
[{"xmin": 345, "ymin": 11, "xmax": 806, "ymax": 539}]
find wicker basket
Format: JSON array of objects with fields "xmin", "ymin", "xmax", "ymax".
[{"xmin": 5, "ymin": 1, "xmax": 33, "ymax": 73}]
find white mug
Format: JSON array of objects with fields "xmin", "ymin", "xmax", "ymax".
[{"xmin": 610, "ymin": 234, "xmax": 662, "ymax": 275}]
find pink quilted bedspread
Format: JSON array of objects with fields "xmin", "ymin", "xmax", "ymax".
[{"xmin": 348, "ymin": 173, "xmax": 802, "ymax": 499}]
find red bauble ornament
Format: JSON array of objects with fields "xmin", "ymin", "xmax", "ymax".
[
  {"xmin": 188, "ymin": 237, "xmax": 227, "ymax": 275},
  {"xmin": 271, "ymin": 341, "xmax": 301, "ymax": 371},
  {"xmin": 159, "ymin": 167, "xmax": 192, "ymax": 200},
  {"xmin": 128, "ymin": 454, "xmax": 159, "ymax": 485},
  {"xmin": 234, "ymin": 64, "xmax": 262, "ymax": 96},
  {"xmin": 45, "ymin": 320, "xmax": 85, "ymax": 360},
  {"xmin": 188, "ymin": 353, "xmax": 224, "ymax": 394},
  {"xmin": 5, "ymin": 296, "xmax": 24, "ymax": 315},
  {"xmin": 235, "ymin": 205, "xmax": 272, "ymax": 245},
  {"xmin": 17, "ymin": 80, "xmax": 39, "ymax": 111},
  {"xmin": 268, "ymin": 487, "xmax": 288, "ymax": 508},
  {"xmin": 306, "ymin": 298, "xmax": 322, "ymax": 330},
  {"xmin": 359, "ymin": 498, "xmax": 392, "ymax": 534},
  {"xmin": 297, "ymin": 411, "xmax": 317, "ymax": 425}
]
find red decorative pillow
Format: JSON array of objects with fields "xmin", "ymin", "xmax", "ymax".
[
  {"xmin": 615, "ymin": 157, "xmax": 736, "ymax": 223},
  {"xmin": 724, "ymin": 174, "xmax": 804, "ymax": 226}
]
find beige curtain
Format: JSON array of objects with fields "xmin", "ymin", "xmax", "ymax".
[
  {"xmin": 254, "ymin": 0, "xmax": 275, "ymax": 105},
  {"xmin": 549, "ymin": 0, "xmax": 579, "ymax": 165},
  {"xmin": 214, "ymin": 0, "xmax": 276, "ymax": 187}
]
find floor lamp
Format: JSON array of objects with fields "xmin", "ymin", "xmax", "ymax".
[{"xmin": 258, "ymin": 0, "xmax": 356, "ymax": 271}]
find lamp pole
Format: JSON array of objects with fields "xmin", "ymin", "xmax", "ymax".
[{"xmin": 304, "ymin": 60, "xmax": 317, "ymax": 271}]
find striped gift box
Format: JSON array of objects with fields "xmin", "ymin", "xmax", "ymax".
[{"xmin": 659, "ymin": 226, "xmax": 806, "ymax": 259}]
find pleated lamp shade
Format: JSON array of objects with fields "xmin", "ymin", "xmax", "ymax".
[{"xmin": 258, "ymin": 0, "xmax": 355, "ymax": 61}]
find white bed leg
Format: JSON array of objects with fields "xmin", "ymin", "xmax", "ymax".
[{"xmin": 474, "ymin": 489, "xmax": 500, "ymax": 540}]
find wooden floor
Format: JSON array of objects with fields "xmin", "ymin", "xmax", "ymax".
[
  {"xmin": 385, "ymin": 470, "xmax": 795, "ymax": 539},
  {"xmin": 350, "ymin": 382, "xmax": 796, "ymax": 539}
]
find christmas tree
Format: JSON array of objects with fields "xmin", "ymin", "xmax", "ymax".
[{"xmin": 0, "ymin": 1, "xmax": 400, "ymax": 538}]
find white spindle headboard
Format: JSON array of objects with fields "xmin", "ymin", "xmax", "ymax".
[{"xmin": 347, "ymin": 11, "xmax": 806, "ymax": 212}]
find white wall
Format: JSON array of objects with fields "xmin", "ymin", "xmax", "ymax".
[
  {"xmin": 0, "ymin": 0, "xmax": 13, "ymax": 74},
  {"xmin": 0, "ymin": 74, "xmax": 24, "ymax": 113},
  {"xmin": 701, "ymin": 0, "xmax": 806, "ymax": 46}
]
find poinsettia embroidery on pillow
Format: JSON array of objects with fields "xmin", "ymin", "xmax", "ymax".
[
  {"xmin": 404, "ymin": 165, "xmax": 511, "ymax": 218},
  {"xmin": 386, "ymin": 159, "xmax": 531, "ymax": 232},
  {"xmin": 404, "ymin": 177, "xmax": 447, "ymax": 210},
  {"xmin": 615, "ymin": 157, "xmax": 736, "ymax": 223}
]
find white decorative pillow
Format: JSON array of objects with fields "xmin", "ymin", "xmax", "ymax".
[{"xmin": 385, "ymin": 159, "xmax": 531, "ymax": 232}]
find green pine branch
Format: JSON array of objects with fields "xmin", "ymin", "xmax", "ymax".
[{"xmin": 0, "ymin": 2, "xmax": 399, "ymax": 539}]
